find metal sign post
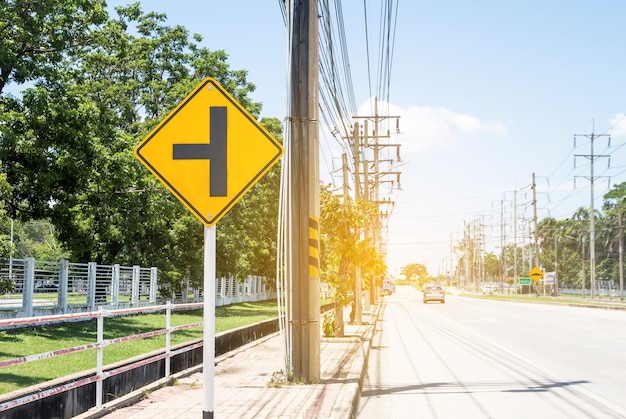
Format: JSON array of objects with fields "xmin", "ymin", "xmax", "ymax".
[
  {"xmin": 133, "ymin": 78, "xmax": 283, "ymax": 417},
  {"xmin": 203, "ymin": 225, "xmax": 216, "ymax": 419}
]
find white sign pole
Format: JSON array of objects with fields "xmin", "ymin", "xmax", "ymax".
[{"xmin": 203, "ymin": 225, "xmax": 216, "ymax": 419}]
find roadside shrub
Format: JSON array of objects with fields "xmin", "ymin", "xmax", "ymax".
[
  {"xmin": 0, "ymin": 277, "xmax": 14, "ymax": 295},
  {"xmin": 322, "ymin": 311, "xmax": 335, "ymax": 337}
]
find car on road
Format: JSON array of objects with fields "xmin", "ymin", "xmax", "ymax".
[
  {"xmin": 34, "ymin": 281, "xmax": 58, "ymax": 293},
  {"xmin": 423, "ymin": 286, "xmax": 445, "ymax": 304},
  {"xmin": 381, "ymin": 278, "xmax": 396, "ymax": 296}
]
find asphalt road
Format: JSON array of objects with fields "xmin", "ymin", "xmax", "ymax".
[{"xmin": 358, "ymin": 286, "xmax": 626, "ymax": 418}]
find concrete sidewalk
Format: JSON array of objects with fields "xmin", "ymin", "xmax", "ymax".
[{"xmin": 79, "ymin": 302, "xmax": 382, "ymax": 419}]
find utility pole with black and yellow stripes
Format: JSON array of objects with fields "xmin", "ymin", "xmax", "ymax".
[{"xmin": 288, "ymin": 0, "xmax": 320, "ymax": 383}]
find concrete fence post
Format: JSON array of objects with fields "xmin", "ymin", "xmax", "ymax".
[
  {"xmin": 59, "ymin": 260, "xmax": 69, "ymax": 313},
  {"xmin": 87, "ymin": 262, "xmax": 97, "ymax": 311},
  {"xmin": 150, "ymin": 267, "xmax": 158, "ymax": 303},
  {"xmin": 23, "ymin": 257, "xmax": 35, "ymax": 317},
  {"xmin": 132, "ymin": 266, "xmax": 140, "ymax": 305},
  {"xmin": 112, "ymin": 265, "xmax": 120, "ymax": 308}
]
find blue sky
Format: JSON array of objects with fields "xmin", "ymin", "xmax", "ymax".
[{"xmin": 106, "ymin": 1, "xmax": 626, "ymax": 277}]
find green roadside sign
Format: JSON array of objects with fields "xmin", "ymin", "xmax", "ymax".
[{"xmin": 519, "ymin": 277, "xmax": 531, "ymax": 285}]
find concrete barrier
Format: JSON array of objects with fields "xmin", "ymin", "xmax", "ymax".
[{"xmin": 0, "ymin": 317, "xmax": 281, "ymax": 419}]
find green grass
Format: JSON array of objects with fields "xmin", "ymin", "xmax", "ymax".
[
  {"xmin": 0, "ymin": 300, "xmax": 278, "ymax": 395},
  {"xmin": 5, "ymin": 293, "xmax": 135, "ymax": 305},
  {"xmin": 465, "ymin": 292, "xmax": 626, "ymax": 308}
]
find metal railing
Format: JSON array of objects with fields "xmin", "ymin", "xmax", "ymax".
[
  {"xmin": 562, "ymin": 284, "xmax": 623, "ymax": 298},
  {"xmin": 215, "ymin": 276, "xmax": 274, "ymax": 305},
  {"xmin": 1, "ymin": 258, "xmax": 276, "ymax": 320},
  {"xmin": 0, "ymin": 302, "xmax": 203, "ymax": 413},
  {"xmin": 0, "ymin": 258, "xmax": 157, "ymax": 318},
  {"xmin": 0, "ymin": 300, "xmax": 335, "ymax": 416}
]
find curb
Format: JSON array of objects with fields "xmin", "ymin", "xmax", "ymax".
[
  {"xmin": 461, "ymin": 293, "xmax": 626, "ymax": 311},
  {"xmin": 76, "ymin": 301, "xmax": 385, "ymax": 419},
  {"xmin": 330, "ymin": 299, "xmax": 384, "ymax": 419},
  {"xmin": 75, "ymin": 369, "xmax": 199, "ymax": 419},
  {"xmin": 77, "ymin": 333, "xmax": 280, "ymax": 419}
]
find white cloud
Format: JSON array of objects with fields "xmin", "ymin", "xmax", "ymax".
[
  {"xmin": 357, "ymin": 99, "xmax": 507, "ymax": 153},
  {"xmin": 609, "ymin": 113, "xmax": 626, "ymax": 138}
]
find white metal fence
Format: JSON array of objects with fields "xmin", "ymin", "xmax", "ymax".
[
  {"xmin": 0, "ymin": 258, "xmax": 157, "ymax": 318},
  {"xmin": 1, "ymin": 258, "xmax": 276, "ymax": 320},
  {"xmin": 0, "ymin": 302, "xmax": 203, "ymax": 414},
  {"xmin": 562, "ymin": 282, "xmax": 623, "ymax": 298},
  {"xmin": 216, "ymin": 276, "xmax": 274, "ymax": 305}
]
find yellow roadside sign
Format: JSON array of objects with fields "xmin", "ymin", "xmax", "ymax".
[
  {"xmin": 134, "ymin": 78, "xmax": 284, "ymax": 226},
  {"xmin": 529, "ymin": 266, "xmax": 544, "ymax": 282}
]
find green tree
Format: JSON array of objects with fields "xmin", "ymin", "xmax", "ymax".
[
  {"xmin": 0, "ymin": 0, "xmax": 108, "ymax": 94},
  {"xmin": 564, "ymin": 207, "xmax": 591, "ymax": 288},
  {"xmin": 483, "ymin": 252, "xmax": 501, "ymax": 282},
  {"xmin": 320, "ymin": 186, "xmax": 382, "ymax": 337},
  {"xmin": 159, "ymin": 117, "xmax": 283, "ymax": 294},
  {"xmin": 537, "ymin": 217, "xmax": 560, "ymax": 273},
  {"xmin": 549, "ymin": 217, "xmax": 583, "ymax": 289},
  {"xmin": 601, "ymin": 182, "xmax": 626, "ymax": 287},
  {"xmin": 400, "ymin": 263, "xmax": 428, "ymax": 286},
  {"xmin": 0, "ymin": 4, "xmax": 282, "ymax": 296},
  {"xmin": 5, "ymin": 220, "xmax": 69, "ymax": 260},
  {"xmin": 0, "ymin": 160, "xmax": 13, "ymax": 257},
  {"xmin": 215, "ymin": 118, "xmax": 283, "ymax": 281},
  {"xmin": 500, "ymin": 243, "xmax": 525, "ymax": 280}
]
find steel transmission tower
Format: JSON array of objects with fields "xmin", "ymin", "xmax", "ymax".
[{"xmin": 574, "ymin": 131, "xmax": 610, "ymax": 299}]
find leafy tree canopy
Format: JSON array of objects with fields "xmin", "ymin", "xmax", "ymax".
[
  {"xmin": 401, "ymin": 263, "xmax": 428, "ymax": 281},
  {"xmin": 0, "ymin": 2, "xmax": 281, "ymax": 293}
]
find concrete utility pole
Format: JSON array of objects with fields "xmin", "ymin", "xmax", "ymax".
[
  {"xmin": 363, "ymin": 157, "xmax": 371, "ymax": 312},
  {"xmin": 472, "ymin": 218, "xmax": 480, "ymax": 290},
  {"xmin": 352, "ymin": 99, "xmax": 401, "ymax": 305},
  {"xmin": 342, "ymin": 153, "xmax": 350, "ymax": 199},
  {"xmin": 513, "ymin": 189, "xmax": 518, "ymax": 287},
  {"xmin": 450, "ymin": 232, "xmax": 454, "ymax": 285},
  {"xmin": 342, "ymin": 100, "xmax": 400, "ymax": 320},
  {"xmin": 581, "ymin": 234, "xmax": 587, "ymax": 299},
  {"xmin": 554, "ymin": 232, "xmax": 559, "ymax": 296},
  {"xmin": 619, "ymin": 206, "xmax": 624, "ymax": 301},
  {"xmin": 574, "ymin": 131, "xmax": 610, "ymax": 299},
  {"xmin": 532, "ymin": 173, "xmax": 540, "ymax": 268},
  {"xmin": 500, "ymin": 200, "xmax": 505, "ymax": 284},
  {"xmin": 351, "ymin": 122, "xmax": 362, "ymax": 325},
  {"xmin": 352, "ymin": 122, "xmax": 361, "ymax": 201},
  {"xmin": 289, "ymin": 0, "xmax": 320, "ymax": 383},
  {"xmin": 464, "ymin": 222, "xmax": 470, "ymax": 292},
  {"xmin": 480, "ymin": 214, "xmax": 485, "ymax": 283}
]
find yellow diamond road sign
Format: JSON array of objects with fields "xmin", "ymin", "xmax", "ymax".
[
  {"xmin": 529, "ymin": 266, "xmax": 544, "ymax": 282},
  {"xmin": 134, "ymin": 78, "xmax": 284, "ymax": 226}
]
